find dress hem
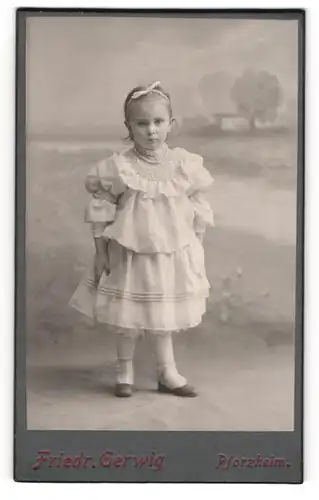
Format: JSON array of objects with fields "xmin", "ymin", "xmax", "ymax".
[{"xmin": 70, "ymin": 301, "xmax": 204, "ymax": 335}]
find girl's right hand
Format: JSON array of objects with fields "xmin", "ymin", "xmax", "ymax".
[{"xmin": 94, "ymin": 251, "xmax": 111, "ymax": 286}]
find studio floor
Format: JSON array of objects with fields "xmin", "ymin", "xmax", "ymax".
[{"xmin": 27, "ymin": 314, "xmax": 295, "ymax": 431}]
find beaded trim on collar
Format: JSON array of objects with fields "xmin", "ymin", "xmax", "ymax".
[
  {"xmin": 132, "ymin": 154, "xmax": 176, "ymax": 182},
  {"xmin": 125, "ymin": 145, "xmax": 175, "ymax": 182},
  {"xmin": 133, "ymin": 144, "xmax": 169, "ymax": 164}
]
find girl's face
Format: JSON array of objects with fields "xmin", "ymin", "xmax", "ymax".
[{"xmin": 126, "ymin": 95, "xmax": 173, "ymax": 150}]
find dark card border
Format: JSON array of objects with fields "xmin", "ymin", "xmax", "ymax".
[{"xmin": 14, "ymin": 8, "xmax": 305, "ymax": 483}]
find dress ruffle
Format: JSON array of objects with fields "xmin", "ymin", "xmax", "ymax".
[
  {"xmin": 84, "ymin": 196, "xmax": 116, "ymax": 223},
  {"xmin": 87, "ymin": 147, "xmax": 214, "ymax": 199},
  {"xmin": 114, "ymin": 152, "xmax": 191, "ymax": 199},
  {"xmin": 69, "ymin": 238, "xmax": 209, "ymax": 332},
  {"xmin": 102, "ymin": 194, "xmax": 197, "ymax": 253},
  {"xmin": 84, "ymin": 147, "xmax": 214, "ymax": 253},
  {"xmin": 71, "ymin": 292, "xmax": 207, "ymax": 332}
]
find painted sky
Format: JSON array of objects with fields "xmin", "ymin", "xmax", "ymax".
[{"xmin": 26, "ymin": 15, "xmax": 299, "ymax": 132}]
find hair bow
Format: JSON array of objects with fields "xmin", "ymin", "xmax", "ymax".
[{"xmin": 128, "ymin": 81, "xmax": 169, "ymax": 103}]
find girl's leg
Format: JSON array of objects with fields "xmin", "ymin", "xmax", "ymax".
[
  {"xmin": 153, "ymin": 332, "xmax": 188, "ymax": 390},
  {"xmin": 115, "ymin": 331, "xmax": 138, "ymax": 396}
]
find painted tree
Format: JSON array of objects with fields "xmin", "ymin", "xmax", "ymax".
[{"xmin": 231, "ymin": 69, "xmax": 283, "ymax": 130}]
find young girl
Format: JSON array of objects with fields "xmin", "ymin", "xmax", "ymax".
[{"xmin": 70, "ymin": 81, "xmax": 214, "ymax": 398}]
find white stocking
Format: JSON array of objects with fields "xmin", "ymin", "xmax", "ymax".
[
  {"xmin": 154, "ymin": 333, "xmax": 187, "ymax": 389},
  {"xmin": 115, "ymin": 334, "xmax": 137, "ymax": 385}
]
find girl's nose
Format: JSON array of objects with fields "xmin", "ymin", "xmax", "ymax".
[{"xmin": 148, "ymin": 123, "xmax": 157, "ymax": 135}]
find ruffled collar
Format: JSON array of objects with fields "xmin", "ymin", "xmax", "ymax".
[{"xmin": 112, "ymin": 147, "xmax": 192, "ymax": 198}]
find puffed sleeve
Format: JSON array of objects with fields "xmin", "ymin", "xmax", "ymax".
[
  {"xmin": 84, "ymin": 155, "xmax": 126, "ymax": 237},
  {"xmin": 186, "ymin": 152, "xmax": 215, "ymax": 234}
]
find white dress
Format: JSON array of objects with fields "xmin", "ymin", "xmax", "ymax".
[{"xmin": 69, "ymin": 146, "xmax": 214, "ymax": 334}]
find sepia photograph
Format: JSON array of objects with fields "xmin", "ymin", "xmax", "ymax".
[{"xmin": 24, "ymin": 12, "xmax": 301, "ymax": 434}]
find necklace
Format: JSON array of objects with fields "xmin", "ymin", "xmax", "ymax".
[
  {"xmin": 130, "ymin": 144, "xmax": 175, "ymax": 182},
  {"xmin": 133, "ymin": 143, "xmax": 169, "ymax": 164}
]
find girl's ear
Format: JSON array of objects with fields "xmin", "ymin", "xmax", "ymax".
[
  {"xmin": 124, "ymin": 120, "xmax": 133, "ymax": 139},
  {"xmin": 124, "ymin": 120, "xmax": 133, "ymax": 141},
  {"xmin": 169, "ymin": 116, "xmax": 179, "ymax": 136}
]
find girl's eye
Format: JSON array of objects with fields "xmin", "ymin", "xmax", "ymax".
[
  {"xmin": 137, "ymin": 121, "xmax": 148, "ymax": 127},
  {"xmin": 155, "ymin": 119, "xmax": 163, "ymax": 125}
]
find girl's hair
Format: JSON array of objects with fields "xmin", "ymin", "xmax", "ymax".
[{"xmin": 123, "ymin": 82, "xmax": 173, "ymax": 141}]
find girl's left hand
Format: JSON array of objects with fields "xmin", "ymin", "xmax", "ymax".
[{"xmin": 94, "ymin": 251, "xmax": 111, "ymax": 285}]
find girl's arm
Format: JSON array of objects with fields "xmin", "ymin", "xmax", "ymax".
[
  {"xmin": 93, "ymin": 217, "xmax": 115, "ymax": 283},
  {"xmin": 93, "ymin": 236, "xmax": 111, "ymax": 283},
  {"xmin": 94, "ymin": 235, "xmax": 109, "ymax": 255},
  {"xmin": 189, "ymin": 189, "xmax": 214, "ymax": 242},
  {"xmin": 85, "ymin": 160, "xmax": 122, "ymax": 238},
  {"xmin": 84, "ymin": 160, "xmax": 120, "ymax": 283},
  {"xmin": 182, "ymin": 151, "xmax": 214, "ymax": 240},
  {"xmin": 189, "ymin": 156, "xmax": 214, "ymax": 239}
]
